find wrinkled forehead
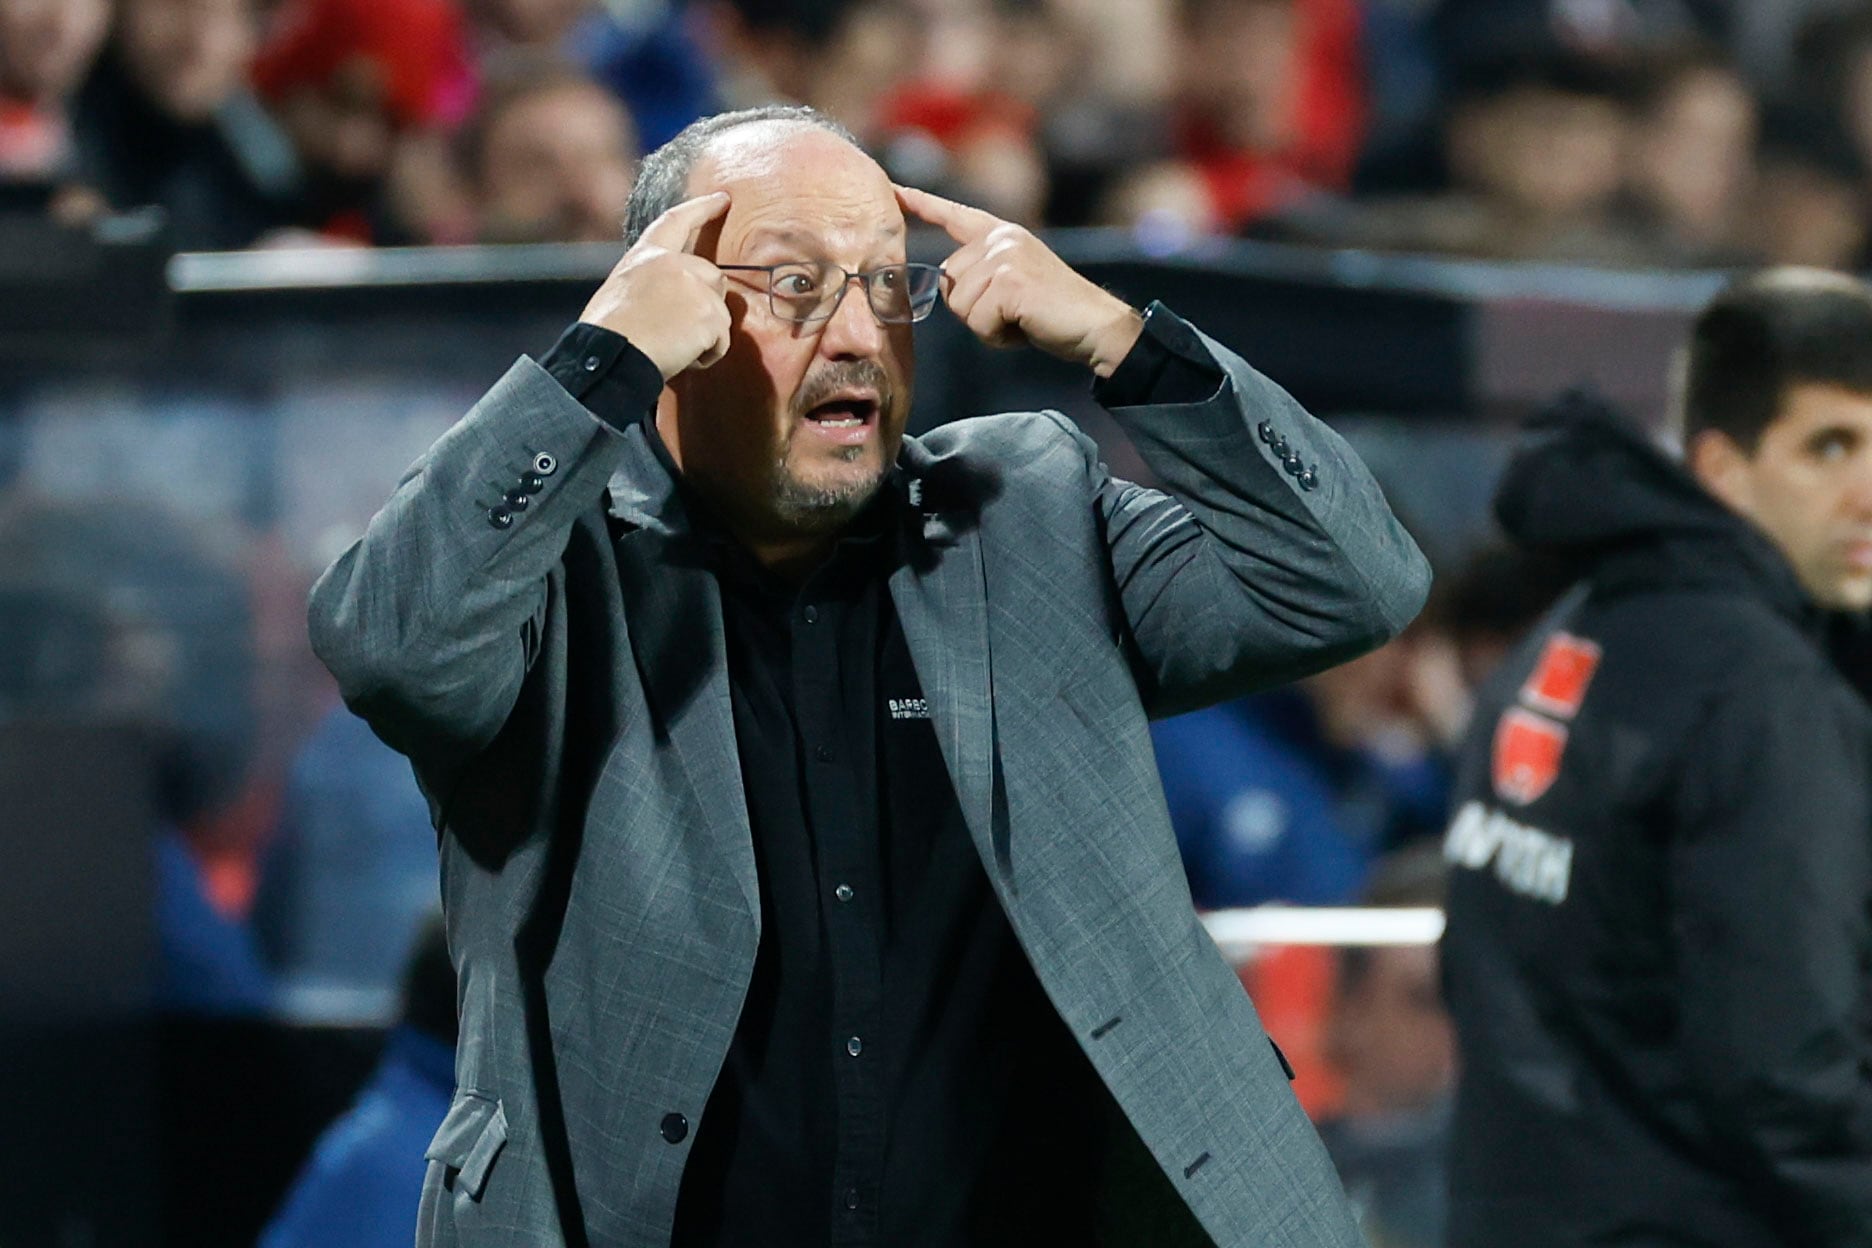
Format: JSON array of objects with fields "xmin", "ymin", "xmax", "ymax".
[{"xmin": 689, "ymin": 122, "xmax": 904, "ymax": 261}]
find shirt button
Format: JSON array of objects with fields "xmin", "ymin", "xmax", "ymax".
[
  {"xmin": 815, "ymin": 745, "xmax": 833, "ymax": 763},
  {"xmin": 844, "ymin": 1187, "xmax": 860, "ymax": 1211},
  {"xmin": 834, "ymin": 884, "xmax": 854, "ymax": 903},
  {"xmin": 802, "ymin": 604, "xmax": 819, "ymax": 624},
  {"xmin": 660, "ymin": 1112, "xmax": 688, "ymax": 1144},
  {"xmin": 846, "ymin": 1035, "xmax": 863, "ymax": 1057}
]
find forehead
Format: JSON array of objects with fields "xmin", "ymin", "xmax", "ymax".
[
  {"xmin": 688, "ymin": 123, "xmax": 902, "ymax": 259},
  {"xmin": 1770, "ymin": 382, "xmax": 1872, "ymax": 439}
]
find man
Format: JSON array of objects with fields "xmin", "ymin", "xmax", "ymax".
[
  {"xmin": 250, "ymin": 0, "xmax": 472, "ymax": 243},
  {"xmin": 72, "ymin": 0, "xmax": 295, "ymax": 250},
  {"xmin": 1315, "ymin": 847, "xmax": 1454, "ymax": 1248},
  {"xmin": 460, "ymin": 55, "xmax": 638, "ymax": 244},
  {"xmin": 1441, "ymin": 268, "xmax": 1872, "ymax": 1247},
  {"xmin": 0, "ymin": 0, "xmax": 108, "ymax": 178},
  {"xmin": 309, "ymin": 105, "xmax": 1428, "ymax": 1246}
]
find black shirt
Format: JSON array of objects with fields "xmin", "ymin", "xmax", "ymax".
[{"xmin": 541, "ymin": 315, "xmax": 1193, "ymax": 1247}]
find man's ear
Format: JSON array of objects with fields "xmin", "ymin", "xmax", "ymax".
[{"xmin": 1687, "ymin": 428, "xmax": 1752, "ymax": 514}]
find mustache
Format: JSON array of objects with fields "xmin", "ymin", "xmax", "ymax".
[{"xmin": 792, "ymin": 359, "xmax": 893, "ymax": 418}]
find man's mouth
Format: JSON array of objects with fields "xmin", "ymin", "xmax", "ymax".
[{"xmin": 801, "ymin": 395, "xmax": 880, "ymax": 447}]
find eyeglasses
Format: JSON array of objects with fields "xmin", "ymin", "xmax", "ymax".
[{"xmin": 717, "ymin": 261, "xmax": 943, "ymax": 325}]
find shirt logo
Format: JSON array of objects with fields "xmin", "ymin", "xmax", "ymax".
[
  {"xmin": 1490, "ymin": 631, "xmax": 1602, "ymax": 806},
  {"xmin": 888, "ymin": 697, "xmax": 931, "ymax": 720}
]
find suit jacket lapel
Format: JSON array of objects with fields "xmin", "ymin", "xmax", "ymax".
[
  {"xmin": 890, "ymin": 441, "xmax": 1007, "ymax": 881},
  {"xmin": 606, "ymin": 427, "xmax": 760, "ymax": 925}
]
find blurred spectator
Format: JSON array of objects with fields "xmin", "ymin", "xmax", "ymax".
[
  {"xmin": 0, "ymin": 0, "xmax": 109, "ymax": 179},
  {"xmin": 1114, "ymin": 0, "xmax": 1365, "ymax": 235},
  {"xmin": 71, "ymin": 0, "xmax": 299, "ymax": 250},
  {"xmin": 462, "ymin": 0, "xmax": 716, "ymax": 151},
  {"xmin": 253, "ymin": 703, "xmax": 439, "ymax": 1015},
  {"xmin": 1748, "ymin": 105, "xmax": 1869, "ymax": 272},
  {"xmin": 1430, "ymin": 0, "xmax": 1715, "ymax": 79},
  {"xmin": 259, "ymin": 911, "xmax": 457, "ymax": 1248},
  {"xmin": 1618, "ymin": 44, "xmax": 1756, "ymax": 265},
  {"xmin": 1316, "ymin": 846, "xmax": 1453, "ymax": 1248},
  {"xmin": 1337, "ymin": 51, "xmax": 1651, "ymax": 265},
  {"xmin": 1152, "ymin": 634, "xmax": 1450, "ymax": 910},
  {"xmin": 457, "ymin": 53, "xmax": 636, "ymax": 243},
  {"xmin": 873, "ymin": 0, "xmax": 1056, "ymax": 226},
  {"xmin": 251, "ymin": 0, "xmax": 475, "ymax": 244},
  {"xmin": 1437, "ymin": 543, "xmax": 1574, "ymax": 697},
  {"xmin": 689, "ymin": 0, "xmax": 860, "ymax": 113},
  {"xmin": 1789, "ymin": 7, "xmax": 1872, "ymax": 190}
]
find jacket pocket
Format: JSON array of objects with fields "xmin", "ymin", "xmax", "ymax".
[{"xmin": 425, "ymin": 1091, "xmax": 508, "ymax": 1201}]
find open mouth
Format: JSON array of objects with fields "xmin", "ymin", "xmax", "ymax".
[{"xmin": 802, "ymin": 396, "xmax": 880, "ymax": 446}]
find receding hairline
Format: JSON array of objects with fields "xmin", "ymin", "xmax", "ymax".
[{"xmin": 682, "ymin": 117, "xmax": 882, "ymax": 196}]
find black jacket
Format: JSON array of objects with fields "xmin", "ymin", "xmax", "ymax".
[{"xmin": 1442, "ymin": 402, "xmax": 1872, "ymax": 1247}]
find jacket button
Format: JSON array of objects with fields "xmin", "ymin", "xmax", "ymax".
[
  {"xmin": 1257, "ymin": 421, "xmax": 1274, "ymax": 444},
  {"xmin": 532, "ymin": 451, "xmax": 558, "ymax": 477},
  {"xmin": 1283, "ymin": 455, "xmax": 1304, "ymax": 476},
  {"xmin": 1271, "ymin": 436, "xmax": 1290, "ymax": 459},
  {"xmin": 660, "ymin": 1112, "xmax": 688, "ymax": 1144},
  {"xmin": 1299, "ymin": 468, "xmax": 1319, "ymax": 491},
  {"xmin": 503, "ymin": 488, "xmax": 531, "ymax": 510},
  {"xmin": 520, "ymin": 473, "xmax": 546, "ymax": 493},
  {"xmin": 488, "ymin": 506, "xmax": 513, "ymax": 530}
]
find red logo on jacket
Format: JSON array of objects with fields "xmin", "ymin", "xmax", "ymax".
[{"xmin": 1491, "ymin": 633, "xmax": 1601, "ymax": 806}]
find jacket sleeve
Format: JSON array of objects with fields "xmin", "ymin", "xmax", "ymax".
[
  {"xmin": 306, "ymin": 356, "xmax": 639, "ymax": 782},
  {"xmin": 1670, "ymin": 672, "xmax": 1872, "ymax": 1244},
  {"xmin": 1082, "ymin": 303, "xmax": 1431, "ymax": 718}
]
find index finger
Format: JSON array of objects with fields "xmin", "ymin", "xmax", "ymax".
[
  {"xmin": 895, "ymin": 184, "xmax": 998, "ymax": 245},
  {"xmin": 638, "ymin": 190, "xmax": 731, "ymax": 254}
]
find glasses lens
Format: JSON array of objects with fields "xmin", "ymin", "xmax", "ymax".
[
  {"xmin": 770, "ymin": 262, "xmax": 836, "ymax": 322},
  {"xmin": 869, "ymin": 264, "xmax": 942, "ymax": 323}
]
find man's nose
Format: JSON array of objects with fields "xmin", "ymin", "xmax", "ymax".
[{"xmin": 817, "ymin": 276, "xmax": 885, "ymax": 359}]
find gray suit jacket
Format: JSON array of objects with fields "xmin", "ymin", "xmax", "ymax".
[{"xmin": 308, "ymin": 306, "xmax": 1429, "ymax": 1246}]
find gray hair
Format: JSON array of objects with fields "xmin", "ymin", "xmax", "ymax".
[{"xmin": 621, "ymin": 105, "xmax": 862, "ymax": 246}]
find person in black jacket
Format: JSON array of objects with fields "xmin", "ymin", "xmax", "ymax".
[{"xmin": 1442, "ymin": 266, "xmax": 1872, "ymax": 1248}]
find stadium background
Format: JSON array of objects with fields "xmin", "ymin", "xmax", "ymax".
[{"xmin": 0, "ymin": 0, "xmax": 1849, "ymax": 1243}]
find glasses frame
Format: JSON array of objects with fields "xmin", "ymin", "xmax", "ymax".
[{"xmin": 717, "ymin": 261, "xmax": 944, "ymax": 325}]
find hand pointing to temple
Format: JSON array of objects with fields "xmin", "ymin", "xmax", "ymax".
[{"xmin": 896, "ymin": 184, "xmax": 1144, "ymax": 379}]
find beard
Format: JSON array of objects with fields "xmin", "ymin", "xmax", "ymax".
[{"xmin": 769, "ymin": 358, "xmax": 898, "ymax": 534}]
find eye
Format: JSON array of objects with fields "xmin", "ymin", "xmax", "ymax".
[
  {"xmin": 1808, "ymin": 429, "xmax": 1860, "ymax": 462},
  {"xmin": 773, "ymin": 269, "xmax": 820, "ymax": 297},
  {"xmin": 875, "ymin": 267, "xmax": 902, "ymax": 291}
]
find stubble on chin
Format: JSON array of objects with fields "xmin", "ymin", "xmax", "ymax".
[{"xmin": 769, "ymin": 444, "xmax": 888, "ymax": 534}]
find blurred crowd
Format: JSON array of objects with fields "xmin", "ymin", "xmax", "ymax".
[{"xmin": 4, "ymin": 0, "xmax": 1872, "ymax": 267}]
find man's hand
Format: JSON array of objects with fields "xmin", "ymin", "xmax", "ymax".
[
  {"xmin": 897, "ymin": 184, "xmax": 1143, "ymax": 378},
  {"xmin": 579, "ymin": 191, "xmax": 733, "ymax": 381}
]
